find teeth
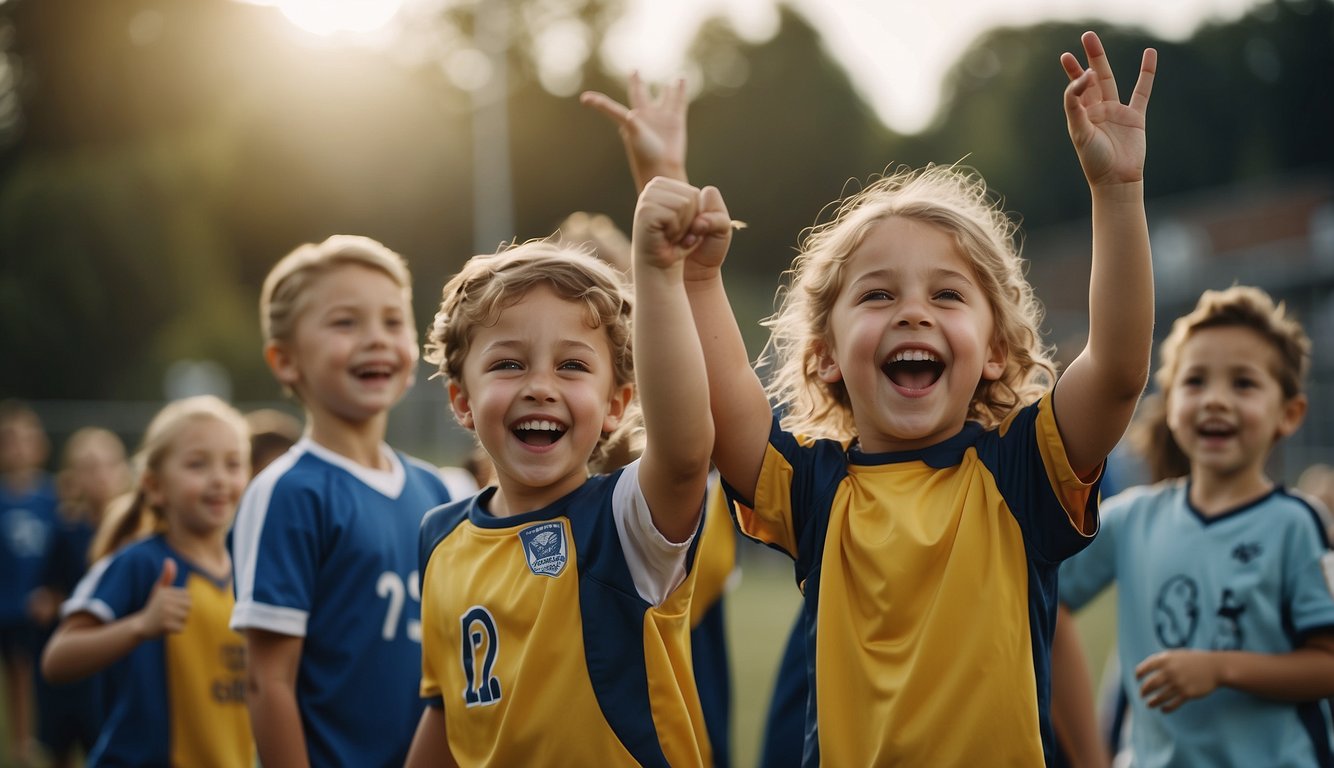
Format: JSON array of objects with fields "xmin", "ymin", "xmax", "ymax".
[
  {"xmin": 514, "ymin": 420, "xmax": 564, "ymax": 432},
  {"xmin": 892, "ymin": 349, "xmax": 938, "ymax": 363}
]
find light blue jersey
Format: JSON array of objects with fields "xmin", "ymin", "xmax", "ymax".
[
  {"xmin": 1061, "ymin": 480, "xmax": 1334, "ymax": 768},
  {"xmin": 230, "ymin": 439, "xmax": 452, "ymax": 768}
]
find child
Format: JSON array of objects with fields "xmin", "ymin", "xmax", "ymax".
[
  {"xmin": 30, "ymin": 427, "xmax": 131, "ymax": 768},
  {"xmin": 41, "ymin": 396, "xmax": 254, "ymax": 767},
  {"xmin": 667, "ymin": 31, "xmax": 1157, "ymax": 765},
  {"xmin": 1059, "ymin": 285, "xmax": 1334, "ymax": 766},
  {"xmin": 0, "ymin": 401, "xmax": 59, "ymax": 767},
  {"xmin": 405, "ymin": 176, "xmax": 726, "ymax": 766},
  {"xmin": 229, "ymin": 235, "xmax": 456, "ymax": 768}
]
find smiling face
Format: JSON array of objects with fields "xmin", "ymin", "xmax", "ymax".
[
  {"xmin": 816, "ymin": 216, "xmax": 1006, "ymax": 453},
  {"xmin": 145, "ymin": 416, "xmax": 250, "ymax": 540},
  {"xmin": 1165, "ymin": 325, "xmax": 1306, "ymax": 486},
  {"xmin": 449, "ymin": 284, "xmax": 632, "ymax": 514},
  {"xmin": 267, "ymin": 264, "xmax": 418, "ymax": 430}
]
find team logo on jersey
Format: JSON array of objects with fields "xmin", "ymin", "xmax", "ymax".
[{"xmin": 518, "ymin": 521, "xmax": 568, "ymax": 577}]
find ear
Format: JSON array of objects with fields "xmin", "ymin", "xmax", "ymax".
[
  {"xmin": 981, "ymin": 336, "xmax": 1008, "ymax": 382},
  {"xmin": 142, "ymin": 471, "xmax": 164, "ymax": 510},
  {"xmin": 264, "ymin": 340, "xmax": 301, "ymax": 388},
  {"xmin": 602, "ymin": 382, "xmax": 635, "ymax": 433},
  {"xmin": 448, "ymin": 381, "xmax": 475, "ymax": 431},
  {"xmin": 814, "ymin": 339, "xmax": 843, "ymax": 384},
  {"xmin": 1276, "ymin": 393, "xmax": 1308, "ymax": 439}
]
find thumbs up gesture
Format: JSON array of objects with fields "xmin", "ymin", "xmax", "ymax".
[{"xmin": 135, "ymin": 558, "xmax": 192, "ymax": 638}]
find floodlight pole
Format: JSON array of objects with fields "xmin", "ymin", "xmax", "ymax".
[{"xmin": 470, "ymin": 0, "xmax": 515, "ymax": 255}]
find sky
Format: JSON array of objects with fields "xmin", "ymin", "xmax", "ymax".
[{"xmin": 605, "ymin": 0, "xmax": 1271, "ymax": 134}]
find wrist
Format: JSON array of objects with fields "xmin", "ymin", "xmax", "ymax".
[{"xmin": 1088, "ymin": 179, "xmax": 1145, "ymax": 205}]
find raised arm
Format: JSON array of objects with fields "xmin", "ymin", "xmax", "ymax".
[
  {"xmin": 1052, "ymin": 31, "xmax": 1158, "ymax": 477},
  {"xmin": 582, "ymin": 72, "xmax": 688, "ymax": 192},
  {"xmin": 631, "ymin": 176, "xmax": 725, "ymax": 542}
]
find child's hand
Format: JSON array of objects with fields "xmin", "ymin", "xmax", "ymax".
[
  {"xmin": 1135, "ymin": 649, "xmax": 1221, "ymax": 712},
  {"xmin": 633, "ymin": 177, "xmax": 701, "ymax": 271},
  {"xmin": 1061, "ymin": 31, "xmax": 1157, "ymax": 187},
  {"xmin": 135, "ymin": 558, "xmax": 191, "ymax": 639},
  {"xmin": 581, "ymin": 72, "xmax": 688, "ymax": 191},
  {"xmin": 683, "ymin": 186, "xmax": 734, "ymax": 283}
]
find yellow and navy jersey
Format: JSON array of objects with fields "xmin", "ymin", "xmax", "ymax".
[
  {"xmin": 62, "ymin": 534, "xmax": 253, "ymax": 767},
  {"xmin": 730, "ymin": 393, "xmax": 1098, "ymax": 767},
  {"xmin": 418, "ymin": 461, "xmax": 712, "ymax": 767},
  {"xmin": 689, "ymin": 481, "xmax": 737, "ymax": 767}
]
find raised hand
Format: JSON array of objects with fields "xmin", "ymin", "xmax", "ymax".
[
  {"xmin": 1061, "ymin": 31, "xmax": 1157, "ymax": 187},
  {"xmin": 136, "ymin": 558, "xmax": 191, "ymax": 638},
  {"xmin": 632, "ymin": 178, "xmax": 733, "ymax": 276},
  {"xmin": 581, "ymin": 72, "xmax": 688, "ymax": 191}
]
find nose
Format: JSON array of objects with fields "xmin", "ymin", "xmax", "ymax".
[
  {"xmin": 522, "ymin": 369, "xmax": 558, "ymax": 403},
  {"xmin": 894, "ymin": 297, "xmax": 933, "ymax": 328}
]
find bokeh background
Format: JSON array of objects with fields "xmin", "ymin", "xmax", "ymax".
[{"xmin": 1, "ymin": 0, "xmax": 1331, "ymax": 764}]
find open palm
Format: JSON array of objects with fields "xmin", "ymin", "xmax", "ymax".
[{"xmin": 1062, "ymin": 31, "xmax": 1157, "ymax": 186}]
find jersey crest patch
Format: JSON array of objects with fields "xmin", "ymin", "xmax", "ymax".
[{"xmin": 519, "ymin": 521, "xmax": 568, "ymax": 577}]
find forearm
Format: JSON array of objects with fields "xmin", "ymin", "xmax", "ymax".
[
  {"xmin": 1087, "ymin": 181, "xmax": 1153, "ymax": 398},
  {"xmin": 1050, "ymin": 605, "xmax": 1111, "ymax": 768},
  {"xmin": 685, "ymin": 273, "xmax": 771, "ymax": 498},
  {"xmin": 634, "ymin": 263, "xmax": 713, "ymax": 540},
  {"xmin": 1215, "ymin": 646, "xmax": 1334, "ymax": 701},
  {"xmin": 405, "ymin": 707, "xmax": 458, "ymax": 768},
  {"xmin": 248, "ymin": 677, "xmax": 311, "ymax": 768},
  {"xmin": 41, "ymin": 615, "xmax": 146, "ymax": 684}
]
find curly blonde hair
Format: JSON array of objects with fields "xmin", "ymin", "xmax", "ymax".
[
  {"xmin": 423, "ymin": 240, "xmax": 641, "ymax": 473},
  {"xmin": 762, "ymin": 164, "xmax": 1056, "ymax": 441}
]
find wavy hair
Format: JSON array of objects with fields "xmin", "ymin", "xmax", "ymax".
[{"xmin": 762, "ymin": 164, "xmax": 1056, "ymax": 441}]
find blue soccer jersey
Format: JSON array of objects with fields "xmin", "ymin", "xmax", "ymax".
[
  {"xmin": 62, "ymin": 535, "xmax": 252, "ymax": 767},
  {"xmin": 417, "ymin": 461, "xmax": 711, "ymax": 767},
  {"xmin": 1061, "ymin": 481, "xmax": 1334, "ymax": 768},
  {"xmin": 1, "ymin": 475, "xmax": 59, "ymax": 626},
  {"xmin": 230, "ymin": 439, "xmax": 452, "ymax": 768},
  {"xmin": 730, "ymin": 393, "xmax": 1098, "ymax": 766}
]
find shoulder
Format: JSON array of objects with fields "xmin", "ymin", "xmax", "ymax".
[
  {"xmin": 420, "ymin": 496, "xmax": 476, "ymax": 561},
  {"xmin": 1268, "ymin": 488, "xmax": 1331, "ymax": 543}
]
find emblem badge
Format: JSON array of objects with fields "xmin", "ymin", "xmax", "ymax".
[{"xmin": 518, "ymin": 521, "xmax": 568, "ymax": 577}]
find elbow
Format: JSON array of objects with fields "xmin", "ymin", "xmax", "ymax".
[{"xmin": 40, "ymin": 649, "xmax": 77, "ymax": 685}]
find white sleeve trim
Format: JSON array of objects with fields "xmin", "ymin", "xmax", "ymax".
[
  {"xmin": 230, "ymin": 600, "xmax": 309, "ymax": 636},
  {"xmin": 60, "ymin": 556, "xmax": 114, "ymax": 620},
  {"xmin": 612, "ymin": 460, "xmax": 695, "ymax": 606}
]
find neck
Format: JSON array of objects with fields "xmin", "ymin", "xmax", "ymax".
[
  {"xmin": 306, "ymin": 412, "xmax": 390, "ymax": 470},
  {"xmin": 489, "ymin": 472, "xmax": 589, "ymax": 518},
  {"xmin": 1189, "ymin": 470, "xmax": 1274, "ymax": 517},
  {"xmin": 164, "ymin": 528, "xmax": 231, "ymax": 579}
]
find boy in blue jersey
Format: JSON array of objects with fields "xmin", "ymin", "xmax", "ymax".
[
  {"xmin": 662, "ymin": 31, "xmax": 1157, "ymax": 765},
  {"xmin": 1058, "ymin": 285, "xmax": 1334, "ymax": 767},
  {"xmin": 230, "ymin": 235, "xmax": 455, "ymax": 768},
  {"xmin": 0, "ymin": 401, "xmax": 59, "ymax": 768},
  {"xmin": 406, "ymin": 176, "xmax": 726, "ymax": 765}
]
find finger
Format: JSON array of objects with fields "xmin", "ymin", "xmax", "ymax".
[
  {"xmin": 666, "ymin": 77, "xmax": 688, "ymax": 114},
  {"xmin": 1134, "ymin": 654, "xmax": 1163, "ymax": 679},
  {"xmin": 698, "ymin": 186, "xmax": 730, "ymax": 218},
  {"xmin": 1128, "ymin": 48, "xmax": 1158, "ymax": 115},
  {"xmin": 1080, "ymin": 30, "xmax": 1120, "ymax": 104},
  {"xmin": 1063, "ymin": 69, "xmax": 1094, "ymax": 124},
  {"xmin": 1059, "ymin": 51, "xmax": 1084, "ymax": 82},
  {"xmin": 580, "ymin": 91, "xmax": 630, "ymax": 125},
  {"xmin": 628, "ymin": 70, "xmax": 648, "ymax": 109},
  {"xmin": 158, "ymin": 558, "xmax": 177, "ymax": 588}
]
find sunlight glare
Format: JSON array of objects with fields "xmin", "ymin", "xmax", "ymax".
[{"xmin": 271, "ymin": 0, "xmax": 403, "ymax": 37}]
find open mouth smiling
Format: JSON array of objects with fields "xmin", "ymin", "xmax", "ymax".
[
  {"xmin": 512, "ymin": 418, "xmax": 568, "ymax": 446},
  {"xmin": 881, "ymin": 349, "xmax": 945, "ymax": 390},
  {"xmin": 352, "ymin": 363, "xmax": 395, "ymax": 381}
]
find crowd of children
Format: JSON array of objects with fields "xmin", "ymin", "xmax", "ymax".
[{"xmin": 4, "ymin": 27, "xmax": 1334, "ymax": 768}]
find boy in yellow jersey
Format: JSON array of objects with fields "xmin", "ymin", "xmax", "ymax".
[{"xmin": 406, "ymin": 176, "xmax": 729, "ymax": 765}]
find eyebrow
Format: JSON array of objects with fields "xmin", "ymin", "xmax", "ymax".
[
  {"xmin": 479, "ymin": 338, "xmax": 602, "ymax": 356},
  {"xmin": 848, "ymin": 266, "xmax": 976, "ymax": 287}
]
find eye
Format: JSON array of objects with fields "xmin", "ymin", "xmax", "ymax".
[
  {"xmin": 857, "ymin": 289, "xmax": 892, "ymax": 304},
  {"xmin": 330, "ymin": 316, "xmax": 356, "ymax": 329},
  {"xmin": 384, "ymin": 315, "xmax": 405, "ymax": 329},
  {"xmin": 559, "ymin": 359, "xmax": 591, "ymax": 373},
  {"xmin": 1234, "ymin": 377, "xmax": 1258, "ymax": 390},
  {"xmin": 1180, "ymin": 374, "xmax": 1204, "ymax": 388},
  {"xmin": 488, "ymin": 359, "xmax": 522, "ymax": 372},
  {"xmin": 934, "ymin": 288, "xmax": 964, "ymax": 302}
]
